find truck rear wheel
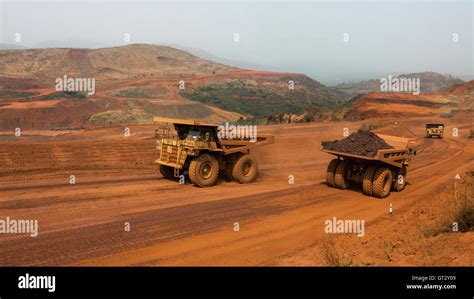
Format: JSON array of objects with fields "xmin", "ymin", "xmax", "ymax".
[
  {"xmin": 334, "ymin": 160, "xmax": 350, "ymax": 190},
  {"xmin": 372, "ymin": 167, "xmax": 392, "ymax": 198},
  {"xmin": 225, "ymin": 153, "xmax": 242, "ymax": 181},
  {"xmin": 392, "ymin": 166, "xmax": 407, "ymax": 192},
  {"xmin": 326, "ymin": 159, "xmax": 340, "ymax": 188},
  {"xmin": 225, "ymin": 163, "xmax": 234, "ymax": 181},
  {"xmin": 232, "ymin": 154, "xmax": 258, "ymax": 184},
  {"xmin": 362, "ymin": 165, "xmax": 377, "ymax": 196},
  {"xmin": 159, "ymin": 165, "xmax": 175, "ymax": 179},
  {"xmin": 188, "ymin": 154, "xmax": 219, "ymax": 187}
]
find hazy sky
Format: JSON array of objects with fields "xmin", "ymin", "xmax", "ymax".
[{"xmin": 1, "ymin": 0, "xmax": 472, "ymax": 84}]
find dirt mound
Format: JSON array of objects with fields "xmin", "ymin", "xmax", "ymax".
[{"xmin": 321, "ymin": 130, "xmax": 393, "ymax": 157}]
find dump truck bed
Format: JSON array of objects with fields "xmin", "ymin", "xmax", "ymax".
[
  {"xmin": 321, "ymin": 134, "xmax": 416, "ymax": 168},
  {"xmin": 154, "ymin": 116, "xmax": 275, "ymax": 155},
  {"xmin": 425, "ymin": 123, "xmax": 444, "ymax": 128},
  {"xmin": 220, "ymin": 135, "xmax": 275, "ymax": 154}
]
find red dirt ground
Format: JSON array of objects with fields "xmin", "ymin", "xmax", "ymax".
[{"xmin": 0, "ymin": 113, "xmax": 472, "ymax": 266}]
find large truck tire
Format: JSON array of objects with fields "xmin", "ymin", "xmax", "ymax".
[
  {"xmin": 372, "ymin": 167, "xmax": 392, "ymax": 198},
  {"xmin": 392, "ymin": 166, "xmax": 407, "ymax": 192},
  {"xmin": 362, "ymin": 165, "xmax": 377, "ymax": 196},
  {"xmin": 188, "ymin": 154, "xmax": 219, "ymax": 187},
  {"xmin": 224, "ymin": 153, "xmax": 242, "ymax": 181},
  {"xmin": 334, "ymin": 160, "xmax": 351, "ymax": 190},
  {"xmin": 159, "ymin": 165, "xmax": 175, "ymax": 179},
  {"xmin": 232, "ymin": 154, "xmax": 258, "ymax": 184},
  {"xmin": 326, "ymin": 159, "xmax": 340, "ymax": 188}
]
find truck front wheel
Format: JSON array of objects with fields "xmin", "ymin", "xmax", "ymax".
[
  {"xmin": 159, "ymin": 165, "xmax": 175, "ymax": 179},
  {"xmin": 392, "ymin": 166, "xmax": 407, "ymax": 192},
  {"xmin": 372, "ymin": 167, "xmax": 392, "ymax": 198},
  {"xmin": 232, "ymin": 154, "xmax": 258, "ymax": 184},
  {"xmin": 189, "ymin": 154, "xmax": 219, "ymax": 187}
]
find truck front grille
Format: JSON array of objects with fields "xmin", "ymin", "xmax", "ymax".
[{"xmin": 160, "ymin": 145, "xmax": 179, "ymax": 164}]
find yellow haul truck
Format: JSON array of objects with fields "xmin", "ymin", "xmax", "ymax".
[
  {"xmin": 154, "ymin": 117, "xmax": 274, "ymax": 187},
  {"xmin": 425, "ymin": 123, "xmax": 444, "ymax": 139}
]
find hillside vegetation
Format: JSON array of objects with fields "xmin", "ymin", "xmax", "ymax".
[
  {"xmin": 180, "ymin": 73, "xmax": 351, "ymax": 119},
  {"xmin": 0, "ymin": 44, "xmax": 469, "ymax": 129}
]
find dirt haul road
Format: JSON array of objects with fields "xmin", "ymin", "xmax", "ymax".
[{"xmin": 0, "ymin": 115, "xmax": 472, "ymax": 266}]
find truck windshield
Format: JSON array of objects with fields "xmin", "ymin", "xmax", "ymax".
[{"xmin": 187, "ymin": 129, "xmax": 201, "ymax": 140}]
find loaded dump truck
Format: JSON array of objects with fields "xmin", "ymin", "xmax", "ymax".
[
  {"xmin": 321, "ymin": 131, "xmax": 416, "ymax": 198},
  {"xmin": 425, "ymin": 123, "xmax": 444, "ymax": 139},
  {"xmin": 154, "ymin": 117, "xmax": 274, "ymax": 187}
]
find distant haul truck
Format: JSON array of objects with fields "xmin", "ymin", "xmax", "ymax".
[
  {"xmin": 425, "ymin": 123, "xmax": 444, "ymax": 139},
  {"xmin": 154, "ymin": 117, "xmax": 274, "ymax": 187},
  {"xmin": 321, "ymin": 134, "xmax": 416, "ymax": 198}
]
